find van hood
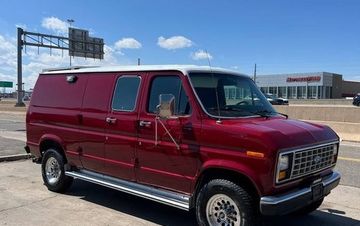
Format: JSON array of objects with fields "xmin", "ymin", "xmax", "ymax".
[{"xmin": 222, "ymin": 117, "xmax": 339, "ymax": 152}]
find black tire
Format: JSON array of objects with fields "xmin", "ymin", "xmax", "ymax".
[
  {"xmin": 196, "ymin": 179, "xmax": 259, "ymax": 226},
  {"xmin": 293, "ymin": 198, "xmax": 324, "ymax": 216},
  {"xmin": 41, "ymin": 148, "xmax": 73, "ymax": 193}
]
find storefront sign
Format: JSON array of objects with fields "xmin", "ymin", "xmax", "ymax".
[{"xmin": 286, "ymin": 76, "xmax": 321, "ymax": 83}]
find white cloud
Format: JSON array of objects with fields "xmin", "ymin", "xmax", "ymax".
[
  {"xmin": 157, "ymin": 36, "xmax": 193, "ymax": 50},
  {"xmin": 0, "ymin": 35, "xmax": 17, "ymax": 69},
  {"xmin": 41, "ymin": 17, "xmax": 68, "ymax": 34},
  {"xmin": 114, "ymin": 38, "xmax": 142, "ymax": 51},
  {"xmin": 0, "ymin": 35, "xmax": 17, "ymax": 91},
  {"xmin": 0, "ymin": 72, "xmax": 15, "ymax": 83},
  {"xmin": 191, "ymin": 49, "xmax": 213, "ymax": 60}
]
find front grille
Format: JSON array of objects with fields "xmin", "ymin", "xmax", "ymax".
[{"xmin": 291, "ymin": 144, "xmax": 336, "ymax": 179}]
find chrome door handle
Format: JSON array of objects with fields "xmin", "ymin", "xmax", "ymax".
[
  {"xmin": 139, "ymin": 120, "xmax": 151, "ymax": 127},
  {"xmin": 105, "ymin": 117, "xmax": 117, "ymax": 124}
]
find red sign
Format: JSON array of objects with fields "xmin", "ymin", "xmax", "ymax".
[{"xmin": 286, "ymin": 76, "xmax": 321, "ymax": 83}]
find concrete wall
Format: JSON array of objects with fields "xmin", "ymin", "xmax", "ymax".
[
  {"xmin": 274, "ymin": 105, "xmax": 360, "ymax": 142},
  {"xmin": 289, "ymin": 99, "xmax": 353, "ymax": 105}
]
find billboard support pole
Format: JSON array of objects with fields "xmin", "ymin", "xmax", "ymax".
[
  {"xmin": 14, "ymin": 27, "xmax": 104, "ymax": 106},
  {"xmin": 15, "ymin": 27, "xmax": 25, "ymax": 107}
]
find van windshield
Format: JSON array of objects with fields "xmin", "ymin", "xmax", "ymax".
[{"xmin": 189, "ymin": 72, "xmax": 276, "ymax": 118}]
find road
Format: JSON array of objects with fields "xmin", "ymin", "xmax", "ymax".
[{"xmin": 0, "ymin": 112, "xmax": 359, "ymax": 225}]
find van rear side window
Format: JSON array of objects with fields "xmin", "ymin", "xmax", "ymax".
[{"xmin": 112, "ymin": 76, "xmax": 140, "ymax": 111}]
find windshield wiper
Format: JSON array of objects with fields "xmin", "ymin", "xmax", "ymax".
[
  {"xmin": 251, "ymin": 110, "xmax": 272, "ymax": 119},
  {"xmin": 222, "ymin": 107, "xmax": 272, "ymax": 118},
  {"xmin": 209, "ymin": 107, "xmax": 284, "ymax": 119},
  {"xmin": 277, "ymin": 112, "xmax": 288, "ymax": 119},
  {"xmin": 255, "ymin": 109, "xmax": 289, "ymax": 119}
]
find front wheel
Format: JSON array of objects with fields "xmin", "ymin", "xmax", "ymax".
[
  {"xmin": 41, "ymin": 148, "xmax": 73, "ymax": 193},
  {"xmin": 196, "ymin": 179, "xmax": 259, "ymax": 226}
]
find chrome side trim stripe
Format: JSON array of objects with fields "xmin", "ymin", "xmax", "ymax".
[{"xmin": 65, "ymin": 170, "xmax": 190, "ymax": 211}]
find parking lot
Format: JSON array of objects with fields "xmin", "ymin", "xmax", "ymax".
[{"xmin": 1, "ymin": 111, "xmax": 360, "ymax": 226}]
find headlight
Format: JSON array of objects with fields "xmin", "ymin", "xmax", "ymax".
[
  {"xmin": 332, "ymin": 144, "xmax": 339, "ymax": 164},
  {"xmin": 279, "ymin": 155, "xmax": 289, "ymax": 171},
  {"xmin": 276, "ymin": 153, "xmax": 293, "ymax": 183}
]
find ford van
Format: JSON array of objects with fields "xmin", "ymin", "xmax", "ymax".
[{"xmin": 26, "ymin": 65, "xmax": 340, "ymax": 226}]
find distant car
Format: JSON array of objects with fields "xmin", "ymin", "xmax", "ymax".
[
  {"xmin": 23, "ymin": 95, "xmax": 30, "ymax": 101},
  {"xmin": 265, "ymin": 93, "xmax": 289, "ymax": 105},
  {"xmin": 353, "ymin": 93, "xmax": 360, "ymax": 106}
]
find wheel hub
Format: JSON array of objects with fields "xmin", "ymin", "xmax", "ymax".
[
  {"xmin": 45, "ymin": 157, "xmax": 61, "ymax": 185},
  {"xmin": 206, "ymin": 194, "xmax": 241, "ymax": 226}
]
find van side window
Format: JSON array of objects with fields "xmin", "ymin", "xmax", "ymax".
[
  {"xmin": 148, "ymin": 76, "xmax": 191, "ymax": 115},
  {"xmin": 112, "ymin": 76, "xmax": 140, "ymax": 111}
]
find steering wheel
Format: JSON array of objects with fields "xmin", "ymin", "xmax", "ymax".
[{"xmin": 236, "ymin": 101, "xmax": 249, "ymax": 106}]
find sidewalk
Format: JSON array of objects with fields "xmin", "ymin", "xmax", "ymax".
[
  {"xmin": 0, "ymin": 105, "xmax": 28, "ymax": 161},
  {"xmin": 0, "ymin": 134, "xmax": 28, "ymax": 162}
]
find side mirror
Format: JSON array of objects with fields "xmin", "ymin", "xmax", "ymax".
[{"xmin": 157, "ymin": 94, "xmax": 176, "ymax": 118}]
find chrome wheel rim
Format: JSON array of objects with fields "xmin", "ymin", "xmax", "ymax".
[
  {"xmin": 206, "ymin": 194, "xmax": 241, "ymax": 226},
  {"xmin": 45, "ymin": 157, "xmax": 61, "ymax": 185}
]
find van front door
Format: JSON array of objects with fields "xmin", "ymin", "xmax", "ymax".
[
  {"xmin": 103, "ymin": 75, "xmax": 142, "ymax": 181},
  {"xmin": 137, "ymin": 72, "xmax": 198, "ymax": 193}
]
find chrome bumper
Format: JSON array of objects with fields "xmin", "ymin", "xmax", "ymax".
[{"xmin": 260, "ymin": 171, "xmax": 340, "ymax": 215}]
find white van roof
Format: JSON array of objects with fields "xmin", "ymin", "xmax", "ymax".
[{"xmin": 42, "ymin": 65, "xmax": 248, "ymax": 77}]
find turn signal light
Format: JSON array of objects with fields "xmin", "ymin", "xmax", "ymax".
[
  {"xmin": 246, "ymin": 151, "xmax": 264, "ymax": 158},
  {"xmin": 278, "ymin": 171, "xmax": 287, "ymax": 180}
]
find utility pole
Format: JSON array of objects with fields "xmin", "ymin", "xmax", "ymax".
[
  {"xmin": 15, "ymin": 27, "xmax": 25, "ymax": 107},
  {"xmin": 253, "ymin": 63, "xmax": 257, "ymax": 83}
]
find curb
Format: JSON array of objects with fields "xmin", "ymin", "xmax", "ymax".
[{"xmin": 0, "ymin": 153, "xmax": 31, "ymax": 162}]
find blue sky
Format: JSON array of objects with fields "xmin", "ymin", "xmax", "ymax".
[{"xmin": 0, "ymin": 0, "xmax": 359, "ymax": 89}]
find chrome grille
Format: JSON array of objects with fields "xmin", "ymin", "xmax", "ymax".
[{"xmin": 291, "ymin": 144, "xmax": 335, "ymax": 179}]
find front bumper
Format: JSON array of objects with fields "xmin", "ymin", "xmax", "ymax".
[{"xmin": 260, "ymin": 171, "xmax": 340, "ymax": 216}]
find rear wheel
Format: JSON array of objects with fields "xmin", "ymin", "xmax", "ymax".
[
  {"xmin": 41, "ymin": 148, "xmax": 73, "ymax": 193},
  {"xmin": 196, "ymin": 179, "xmax": 259, "ymax": 226}
]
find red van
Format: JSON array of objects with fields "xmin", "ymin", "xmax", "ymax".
[{"xmin": 26, "ymin": 65, "xmax": 340, "ymax": 226}]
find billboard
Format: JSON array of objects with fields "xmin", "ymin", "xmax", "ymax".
[
  {"xmin": 0, "ymin": 81, "xmax": 13, "ymax": 88},
  {"xmin": 68, "ymin": 28, "xmax": 104, "ymax": 59}
]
